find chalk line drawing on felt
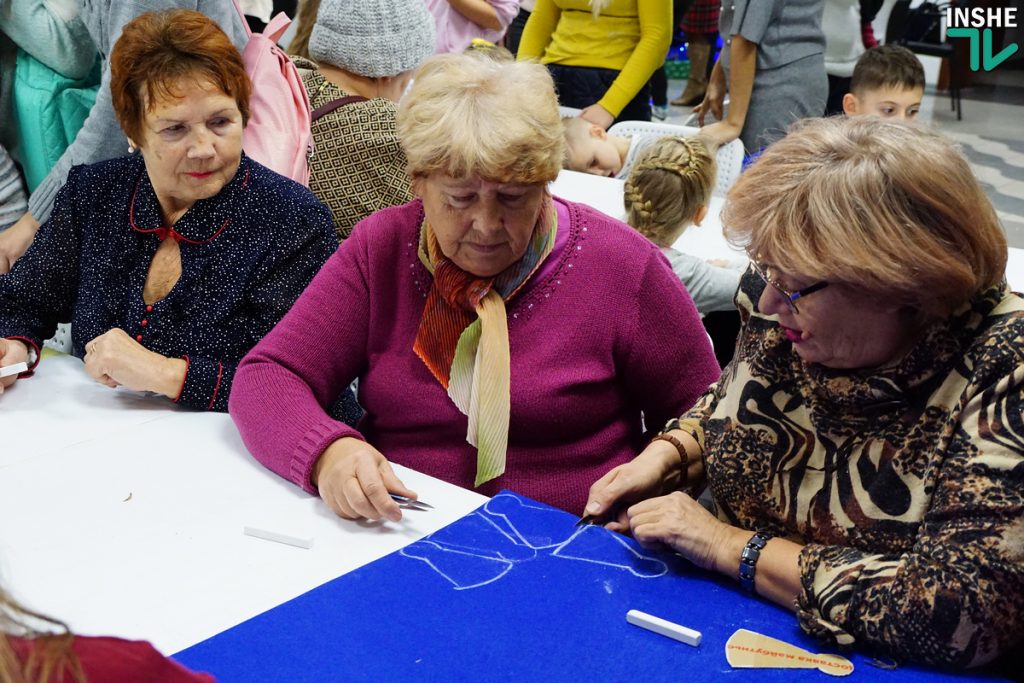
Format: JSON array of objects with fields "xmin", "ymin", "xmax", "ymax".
[
  {"xmin": 420, "ymin": 508, "xmax": 538, "ymax": 562},
  {"xmin": 400, "ymin": 540, "xmax": 516, "ymax": 590},
  {"xmin": 551, "ymin": 525, "xmax": 667, "ymax": 578},
  {"xmin": 482, "ymin": 493, "xmax": 578, "ymax": 549},
  {"xmin": 401, "ymin": 493, "xmax": 667, "ymax": 590}
]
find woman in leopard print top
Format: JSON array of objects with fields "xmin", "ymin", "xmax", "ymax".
[{"xmin": 586, "ymin": 117, "xmax": 1023, "ymax": 669}]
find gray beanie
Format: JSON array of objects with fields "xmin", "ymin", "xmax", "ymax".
[{"xmin": 309, "ymin": 0, "xmax": 437, "ymax": 78}]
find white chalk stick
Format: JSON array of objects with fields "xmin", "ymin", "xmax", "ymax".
[
  {"xmin": 0, "ymin": 362, "xmax": 28, "ymax": 378},
  {"xmin": 243, "ymin": 526, "xmax": 314, "ymax": 549},
  {"xmin": 627, "ymin": 609, "xmax": 702, "ymax": 647}
]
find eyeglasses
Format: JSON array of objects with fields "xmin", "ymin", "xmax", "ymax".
[{"xmin": 749, "ymin": 260, "xmax": 828, "ymax": 314}]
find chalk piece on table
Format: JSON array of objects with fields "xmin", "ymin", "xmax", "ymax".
[
  {"xmin": 0, "ymin": 362, "xmax": 28, "ymax": 378},
  {"xmin": 243, "ymin": 526, "xmax": 314, "ymax": 550},
  {"xmin": 627, "ymin": 609, "xmax": 702, "ymax": 647}
]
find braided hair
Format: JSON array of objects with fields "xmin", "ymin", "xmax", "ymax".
[{"xmin": 623, "ymin": 135, "xmax": 716, "ymax": 248}]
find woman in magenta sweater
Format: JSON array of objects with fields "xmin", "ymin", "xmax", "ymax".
[{"xmin": 229, "ymin": 53, "xmax": 719, "ymax": 520}]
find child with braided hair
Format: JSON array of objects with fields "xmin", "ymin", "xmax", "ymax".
[{"xmin": 624, "ymin": 135, "xmax": 741, "ymax": 315}]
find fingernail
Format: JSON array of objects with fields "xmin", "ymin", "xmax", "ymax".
[{"xmin": 586, "ymin": 501, "xmax": 600, "ymax": 514}]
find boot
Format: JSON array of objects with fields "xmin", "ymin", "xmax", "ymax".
[{"xmin": 671, "ymin": 37, "xmax": 711, "ymax": 107}]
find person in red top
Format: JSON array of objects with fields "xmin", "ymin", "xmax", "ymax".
[{"xmin": 0, "ymin": 587, "xmax": 213, "ymax": 682}]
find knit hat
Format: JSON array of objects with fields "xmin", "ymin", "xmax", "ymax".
[{"xmin": 309, "ymin": 0, "xmax": 436, "ymax": 78}]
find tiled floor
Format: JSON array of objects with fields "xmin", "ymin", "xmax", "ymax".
[{"xmin": 662, "ymin": 66, "xmax": 1024, "ymax": 247}]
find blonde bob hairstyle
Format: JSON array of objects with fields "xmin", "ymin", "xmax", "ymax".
[
  {"xmin": 723, "ymin": 116, "xmax": 1006, "ymax": 320},
  {"xmin": 397, "ymin": 53, "xmax": 563, "ymax": 185}
]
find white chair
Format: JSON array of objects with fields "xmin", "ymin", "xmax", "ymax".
[
  {"xmin": 606, "ymin": 120, "xmax": 744, "ymax": 198},
  {"xmin": 43, "ymin": 322, "xmax": 72, "ymax": 354}
]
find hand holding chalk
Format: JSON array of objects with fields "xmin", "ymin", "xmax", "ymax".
[
  {"xmin": 0, "ymin": 337, "xmax": 30, "ymax": 393},
  {"xmin": 0, "ymin": 362, "xmax": 28, "ymax": 378}
]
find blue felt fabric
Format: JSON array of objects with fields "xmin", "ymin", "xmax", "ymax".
[{"xmin": 174, "ymin": 492, "xmax": 1004, "ymax": 682}]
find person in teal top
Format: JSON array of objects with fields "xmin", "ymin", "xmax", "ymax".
[
  {"xmin": 0, "ymin": 0, "xmax": 249, "ymax": 273},
  {"xmin": 0, "ymin": 0, "xmax": 97, "ymax": 159}
]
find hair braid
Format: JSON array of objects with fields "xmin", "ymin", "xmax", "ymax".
[
  {"xmin": 622, "ymin": 135, "xmax": 717, "ymax": 248},
  {"xmin": 624, "ymin": 179, "xmax": 659, "ymax": 240}
]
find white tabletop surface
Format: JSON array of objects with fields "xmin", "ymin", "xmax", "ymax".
[
  {"xmin": 0, "ymin": 353, "xmax": 487, "ymax": 655},
  {"xmin": 551, "ymin": 170, "xmax": 1024, "ymax": 291}
]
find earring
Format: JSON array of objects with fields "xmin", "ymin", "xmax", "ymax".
[{"xmin": 128, "ymin": 140, "xmax": 137, "ymax": 154}]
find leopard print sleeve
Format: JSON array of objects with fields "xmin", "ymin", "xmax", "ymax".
[{"xmin": 796, "ymin": 318, "xmax": 1024, "ymax": 668}]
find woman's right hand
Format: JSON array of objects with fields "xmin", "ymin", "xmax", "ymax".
[
  {"xmin": 0, "ymin": 338, "xmax": 29, "ymax": 394},
  {"xmin": 695, "ymin": 60, "xmax": 726, "ymax": 127},
  {"xmin": 584, "ymin": 439, "xmax": 682, "ymax": 533},
  {"xmin": 312, "ymin": 437, "xmax": 418, "ymax": 522}
]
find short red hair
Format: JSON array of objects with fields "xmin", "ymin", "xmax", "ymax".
[{"xmin": 110, "ymin": 9, "xmax": 250, "ymax": 143}]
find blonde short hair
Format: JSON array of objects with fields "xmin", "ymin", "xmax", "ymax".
[
  {"xmin": 397, "ymin": 53, "xmax": 563, "ymax": 184},
  {"xmin": 723, "ymin": 117, "xmax": 1006, "ymax": 319},
  {"xmin": 560, "ymin": 116, "xmax": 594, "ymax": 170},
  {"xmin": 624, "ymin": 136, "xmax": 716, "ymax": 246},
  {"xmin": 463, "ymin": 38, "xmax": 514, "ymax": 62}
]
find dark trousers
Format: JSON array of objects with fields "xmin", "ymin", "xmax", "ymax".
[
  {"xmin": 548, "ymin": 64, "xmax": 652, "ymax": 123},
  {"xmin": 506, "ymin": 8, "xmax": 531, "ymax": 56},
  {"xmin": 825, "ymin": 74, "xmax": 851, "ymax": 115},
  {"xmin": 860, "ymin": 0, "xmax": 885, "ymax": 22},
  {"xmin": 244, "ymin": 0, "xmax": 298, "ymax": 33},
  {"xmin": 648, "ymin": 0, "xmax": 694, "ymax": 107},
  {"xmin": 651, "ymin": 66, "xmax": 668, "ymax": 106}
]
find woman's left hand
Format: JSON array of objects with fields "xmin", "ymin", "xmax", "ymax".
[
  {"xmin": 84, "ymin": 328, "xmax": 186, "ymax": 397},
  {"xmin": 628, "ymin": 491, "xmax": 743, "ymax": 572},
  {"xmin": 580, "ymin": 104, "xmax": 614, "ymax": 130}
]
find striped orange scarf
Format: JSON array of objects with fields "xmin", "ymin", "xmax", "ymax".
[{"xmin": 413, "ymin": 197, "xmax": 557, "ymax": 486}]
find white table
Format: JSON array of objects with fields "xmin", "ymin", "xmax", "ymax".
[
  {"xmin": 551, "ymin": 170, "xmax": 1024, "ymax": 291},
  {"xmin": 0, "ymin": 354, "xmax": 487, "ymax": 654},
  {"xmin": 550, "ymin": 170, "xmax": 627, "ymax": 223}
]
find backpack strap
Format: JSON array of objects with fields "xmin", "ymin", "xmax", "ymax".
[{"xmin": 311, "ymin": 95, "xmax": 370, "ymax": 122}]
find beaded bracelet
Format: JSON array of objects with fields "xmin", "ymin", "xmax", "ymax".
[
  {"xmin": 649, "ymin": 432, "xmax": 688, "ymax": 489},
  {"xmin": 738, "ymin": 530, "xmax": 773, "ymax": 594}
]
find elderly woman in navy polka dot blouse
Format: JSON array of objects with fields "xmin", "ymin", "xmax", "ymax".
[{"xmin": 0, "ymin": 10, "xmax": 336, "ymax": 411}]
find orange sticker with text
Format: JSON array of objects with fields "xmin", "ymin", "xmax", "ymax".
[{"xmin": 725, "ymin": 629, "xmax": 854, "ymax": 677}]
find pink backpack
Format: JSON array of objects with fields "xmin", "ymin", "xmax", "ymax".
[{"xmin": 230, "ymin": 2, "xmax": 312, "ymax": 185}]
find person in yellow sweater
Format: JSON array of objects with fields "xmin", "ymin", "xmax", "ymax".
[{"xmin": 516, "ymin": 0, "xmax": 671, "ymax": 129}]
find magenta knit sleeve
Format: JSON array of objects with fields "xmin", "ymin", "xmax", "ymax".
[
  {"xmin": 229, "ymin": 223, "xmax": 375, "ymax": 494},
  {"xmin": 622, "ymin": 249, "xmax": 721, "ymax": 432}
]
